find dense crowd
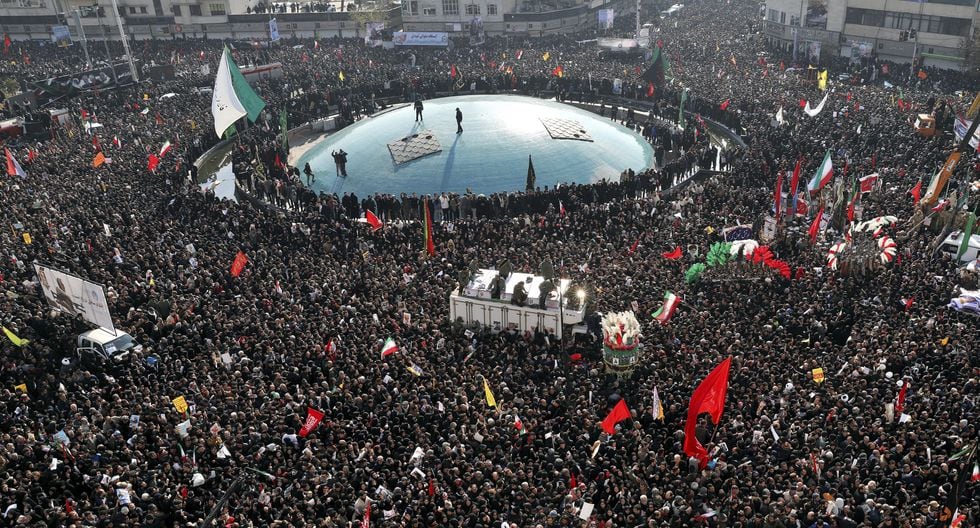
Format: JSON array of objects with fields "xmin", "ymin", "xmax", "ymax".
[{"xmin": 1, "ymin": 0, "xmax": 978, "ymax": 526}]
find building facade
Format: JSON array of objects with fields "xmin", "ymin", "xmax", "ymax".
[
  {"xmin": 763, "ymin": 0, "xmax": 979, "ymax": 70},
  {"xmin": 400, "ymin": 0, "xmax": 635, "ymax": 36},
  {"xmin": 0, "ymin": 0, "xmax": 396, "ymax": 41}
]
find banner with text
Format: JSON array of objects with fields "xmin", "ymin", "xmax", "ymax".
[{"xmin": 392, "ymin": 31, "xmax": 449, "ymax": 46}]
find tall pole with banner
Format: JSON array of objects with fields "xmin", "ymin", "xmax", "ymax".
[{"xmin": 106, "ymin": 0, "xmax": 139, "ymax": 83}]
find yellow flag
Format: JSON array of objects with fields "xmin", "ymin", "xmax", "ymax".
[
  {"xmin": 14, "ymin": 383, "xmax": 27, "ymax": 393},
  {"xmin": 542, "ymin": 52, "xmax": 550, "ymax": 62},
  {"xmin": 143, "ymin": 93, "xmax": 150, "ymax": 101},
  {"xmin": 190, "ymin": 120, "xmax": 197, "ymax": 130},
  {"xmin": 3, "ymin": 327, "xmax": 29, "ymax": 347},
  {"xmin": 812, "ymin": 368, "xmax": 825, "ymax": 384},
  {"xmin": 338, "ymin": 71, "xmax": 345, "ymax": 81},
  {"xmin": 172, "ymin": 395, "xmax": 189, "ymax": 414},
  {"xmin": 940, "ymin": 336, "xmax": 949, "ymax": 346},
  {"xmin": 483, "ymin": 377, "xmax": 496, "ymax": 408},
  {"xmin": 818, "ymin": 70, "xmax": 828, "ymax": 91},
  {"xmin": 22, "ymin": 233, "xmax": 31, "ymax": 245}
]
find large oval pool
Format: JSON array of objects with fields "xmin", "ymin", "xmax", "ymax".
[{"xmin": 297, "ymin": 94, "xmax": 654, "ymax": 196}]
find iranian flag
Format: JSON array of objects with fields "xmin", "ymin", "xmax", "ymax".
[
  {"xmin": 159, "ymin": 141, "xmax": 173, "ymax": 157},
  {"xmin": 381, "ymin": 337, "xmax": 398, "ymax": 358},
  {"xmin": 652, "ymin": 291, "xmax": 681, "ymax": 323},
  {"xmin": 211, "ymin": 46, "xmax": 266, "ymax": 138},
  {"xmin": 5, "ymin": 147, "xmax": 26, "ymax": 178},
  {"xmin": 807, "ymin": 149, "xmax": 833, "ymax": 194}
]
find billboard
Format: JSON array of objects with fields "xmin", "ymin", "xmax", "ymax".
[
  {"xmin": 269, "ymin": 18, "xmax": 280, "ymax": 41},
  {"xmin": 597, "ymin": 9, "xmax": 615, "ymax": 29},
  {"xmin": 51, "ymin": 25, "xmax": 72, "ymax": 47},
  {"xmin": 392, "ymin": 31, "xmax": 449, "ymax": 46},
  {"xmin": 34, "ymin": 264, "xmax": 114, "ymax": 333}
]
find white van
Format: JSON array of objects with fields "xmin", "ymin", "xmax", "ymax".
[
  {"xmin": 940, "ymin": 231, "xmax": 980, "ymax": 263},
  {"xmin": 77, "ymin": 328, "xmax": 141, "ymax": 361}
]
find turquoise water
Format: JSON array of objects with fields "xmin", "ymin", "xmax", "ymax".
[{"xmin": 298, "ymin": 95, "xmax": 654, "ymax": 196}]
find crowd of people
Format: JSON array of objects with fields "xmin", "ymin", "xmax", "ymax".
[{"xmin": 0, "ymin": 0, "xmax": 978, "ymax": 526}]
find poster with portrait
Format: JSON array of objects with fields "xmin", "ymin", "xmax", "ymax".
[
  {"xmin": 51, "ymin": 25, "xmax": 72, "ymax": 47},
  {"xmin": 469, "ymin": 17, "xmax": 485, "ymax": 46},
  {"xmin": 269, "ymin": 18, "xmax": 280, "ymax": 41},
  {"xmin": 597, "ymin": 9, "xmax": 615, "ymax": 29},
  {"xmin": 33, "ymin": 263, "xmax": 115, "ymax": 333},
  {"xmin": 366, "ymin": 22, "xmax": 385, "ymax": 47},
  {"xmin": 806, "ymin": 41, "xmax": 821, "ymax": 64}
]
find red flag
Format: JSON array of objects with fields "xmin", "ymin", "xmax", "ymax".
[
  {"xmin": 909, "ymin": 180, "xmax": 922, "ymax": 205},
  {"xmin": 147, "ymin": 153, "xmax": 160, "ymax": 172},
  {"xmin": 799, "ymin": 99, "xmax": 807, "ymax": 109},
  {"xmin": 661, "ymin": 246, "xmax": 683, "ymax": 259},
  {"xmin": 683, "ymin": 357, "xmax": 732, "ymax": 466},
  {"xmin": 2, "ymin": 33, "xmax": 10, "ymax": 53},
  {"xmin": 859, "ymin": 174, "xmax": 878, "ymax": 193},
  {"xmin": 903, "ymin": 296, "xmax": 915, "ymax": 312},
  {"xmin": 569, "ymin": 472, "xmax": 577, "ymax": 491},
  {"xmin": 274, "ymin": 153, "xmax": 283, "ymax": 169},
  {"xmin": 423, "ymin": 200, "xmax": 435, "ymax": 256},
  {"xmin": 230, "ymin": 251, "xmax": 248, "ymax": 277},
  {"xmin": 895, "ymin": 381, "xmax": 908, "ymax": 413},
  {"xmin": 26, "ymin": 149, "xmax": 36, "ymax": 163},
  {"xmin": 65, "ymin": 499, "xmax": 73, "ymax": 514},
  {"xmin": 647, "ymin": 82, "xmax": 655, "ymax": 98},
  {"xmin": 847, "ymin": 191, "xmax": 858, "ymax": 223},
  {"xmin": 365, "ymin": 210, "xmax": 383, "ymax": 231},
  {"xmin": 92, "ymin": 135, "xmax": 101, "ymax": 151},
  {"xmin": 774, "ymin": 170, "xmax": 784, "ymax": 220},
  {"xmin": 808, "ymin": 207, "xmax": 825, "ymax": 244},
  {"xmin": 552, "ymin": 65, "xmax": 564, "ymax": 77},
  {"xmin": 362, "ymin": 501, "xmax": 370, "ymax": 528},
  {"xmin": 155, "ymin": 112, "xmax": 164, "ymax": 125},
  {"xmin": 298, "ymin": 407, "xmax": 325, "ymax": 437},
  {"xmin": 450, "ymin": 64, "xmax": 457, "ymax": 78},
  {"xmin": 559, "ymin": 200, "xmax": 566, "ymax": 217},
  {"xmin": 427, "ymin": 479, "xmax": 435, "ymax": 496},
  {"xmin": 719, "ymin": 99, "xmax": 730, "ymax": 111},
  {"xmin": 601, "ymin": 399, "xmax": 631, "ymax": 434},
  {"xmin": 628, "ymin": 239, "xmax": 640, "ymax": 255}
]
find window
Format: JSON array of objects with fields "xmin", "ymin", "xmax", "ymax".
[
  {"xmin": 172, "ymin": 5, "xmax": 181, "ymax": 15},
  {"xmin": 465, "ymin": 3, "xmax": 479, "ymax": 14},
  {"xmin": 487, "ymin": 3, "xmax": 496, "ymax": 14},
  {"xmin": 779, "ymin": 11, "xmax": 785, "ymax": 24},
  {"xmin": 139, "ymin": 6, "xmax": 147, "ymax": 13},
  {"xmin": 441, "ymin": 0, "xmax": 457, "ymax": 15},
  {"xmin": 189, "ymin": 4, "xmax": 201, "ymax": 15},
  {"xmin": 208, "ymin": 3, "xmax": 225, "ymax": 14},
  {"xmin": 128, "ymin": 6, "xmax": 137, "ymax": 13},
  {"xmin": 423, "ymin": 5, "xmax": 435, "ymax": 14}
]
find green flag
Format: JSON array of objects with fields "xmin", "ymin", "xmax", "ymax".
[
  {"xmin": 279, "ymin": 109, "xmax": 289, "ymax": 152},
  {"xmin": 957, "ymin": 213, "xmax": 975, "ymax": 260}
]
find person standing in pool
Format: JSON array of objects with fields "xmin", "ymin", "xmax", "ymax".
[
  {"xmin": 304, "ymin": 162, "xmax": 315, "ymax": 185},
  {"xmin": 414, "ymin": 99, "xmax": 424, "ymax": 122},
  {"xmin": 331, "ymin": 149, "xmax": 348, "ymax": 177},
  {"xmin": 455, "ymin": 107, "xmax": 463, "ymax": 134}
]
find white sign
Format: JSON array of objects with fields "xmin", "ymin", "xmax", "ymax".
[
  {"xmin": 269, "ymin": 18, "xmax": 280, "ymax": 41},
  {"xmin": 34, "ymin": 263, "xmax": 115, "ymax": 333},
  {"xmin": 392, "ymin": 31, "xmax": 449, "ymax": 47}
]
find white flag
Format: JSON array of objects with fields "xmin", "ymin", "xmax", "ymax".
[
  {"xmin": 804, "ymin": 92, "xmax": 829, "ymax": 117},
  {"xmin": 211, "ymin": 49, "xmax": 249, "ymax": 138}
]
